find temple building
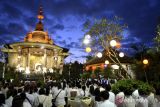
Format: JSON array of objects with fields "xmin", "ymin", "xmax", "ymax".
[
  {"xmin": 85, "ymin": 51, "xmax": 135, "ymax": 78},
  {"xmin": 1, "ymin": 7, "xmax": 69, "ymax": 74}
]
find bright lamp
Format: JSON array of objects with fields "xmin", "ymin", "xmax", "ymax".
[
  {"xmin": 105, "ymin": 60, "xmax": 109, "ymax": 64},
  {"xmin": 119, "ymin": 52, "xmax": 124, "ymax": 57},
  {"xmin": 110, "ymin": 40, "xmax": 117, "ymax": 47},
  {"xmin": 85, "ymin": 47, "xmax": 91, "ymax": 53},
  {"xmin": 143, "ymin": 59, "xmax": 148, "ymax": 65},
  {"xmin": 97, "ymin": 52, "xmax": 102, "ymax": 58}
]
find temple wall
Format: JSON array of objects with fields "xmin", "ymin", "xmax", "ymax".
[
  {"xmin": 46, "ymin": 56, "xmax": 53, "ymax": 68},
  {"xmin": 7, "ymin": 52, "xmax": 65, "ymax": 74},
  {"xmin": 8, "ymin": 53, "xmax": 18, "ymax": 68}
]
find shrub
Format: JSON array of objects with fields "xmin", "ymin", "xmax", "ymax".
[{"xmin": 112, "ymin": 79, "xmax": 153, "ymax": 95}]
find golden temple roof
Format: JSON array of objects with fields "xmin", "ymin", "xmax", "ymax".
[{"xmin": 24, "ymin": 6, "xmax": 53, "ymax": 44}]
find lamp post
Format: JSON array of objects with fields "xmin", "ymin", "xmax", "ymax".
[{"xmin": 143, "ymin": 59, "xmax": 148, "ymax": 83}]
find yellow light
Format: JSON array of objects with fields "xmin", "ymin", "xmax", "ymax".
[
  {"xmin": 143, "ymin": 59, "xmax": 148, "ymax": 65},
  {"xmin": 119, "ymin": 52, "xmax": 124, "ymax": 57},
  {"xmin": 105, "ymin": 60, "xmax": 109, "ymax": 64},
  {"xmin": 110, "ymin": 40, "xmax": 117, "ymax": 47},
  {"xmin": 85, "ymin": 47, "xmax": 91, "ymax": 53},
  {"xmin": 37, "ymin": 15, "xmax": 44, "ymax": 20},
  {"xmin": 97, "ymin": 52, "xmax": 102, "ymax": 58},
  {"xmin": 18, "ymin": 55, "xmax": 21, "ymax": 59}
]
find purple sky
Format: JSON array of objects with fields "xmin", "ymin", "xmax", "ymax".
[{"xmin": 0, "ymin": 0, "xmax": 160, "ymax": 63}]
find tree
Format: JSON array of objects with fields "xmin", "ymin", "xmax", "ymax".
[
  {"xmin": 131, "ymin": 43, "xmax": 148, "ymax": 60},
  {"xmin": 132, "ymin": 45, "xmax": 160, "ymax": 82},
  {"xmin": 83, "ymin": 17, "xmax": 130, "ymax": 79},
  {"xmin": 62, "ymin": 61, "xmax": 83, "ymax": 79},
  {"xmin": 154, "ymin": 24, "xmax": 160, "ymax": 51}
]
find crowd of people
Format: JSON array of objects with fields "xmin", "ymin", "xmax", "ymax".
[{"xmin": 0, "ymin": 78, "xmax": 159, "ymax": 107}]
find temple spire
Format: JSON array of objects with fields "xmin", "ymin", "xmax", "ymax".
[
  {"xmin": 37, "ymin": 5, "xmax": 44, "ymax": 21},
  {"xmin": 35, "ymin": 5, "xmax": 44, "ymax": 31}
]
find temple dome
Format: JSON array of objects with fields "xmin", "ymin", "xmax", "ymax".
[
  {"xmin": 24, "ymin": 31, "xmax": 53, "ymax": 44},
  {"xmin": 24, "ymin": 6, "xmax": 53, "ymax": 44}
]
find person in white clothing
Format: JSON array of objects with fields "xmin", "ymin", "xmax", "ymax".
[
  {"xmin": 5, "ymin": 89, "xmax": 17, "ymax": 107},
  {"xmin": 132, "ymin": 89, "xmax": 139, "ymax": 99},
  {"xmin": 67, "ymin": 83, "xmax": 80, "ymax": 97},
  {"xmin": 32, "ymin": 88, "xmax": 39, "ymax": 107},
  {"xmin": 136, "ymin": 89, "xmax": 148, "ymax": 107},
  {"xmin": 123, "ymin": 89, "xmax": 136, "ymax": 107},
  {"xmin": 52, "ymin": 83, "xmax": 66, "ymax": 107},
  {"xmin": 38, "ymin": 88, "xmax": 52, "ymax": 107},
  {"xmin": 51, "ymin": 82, "xmax": 58, "ymax": 96},
  {"xmin": 147, "ymin": 90, "xmax": 156, "ymax": 107},
  {"xmin": 80, "ymin": 86, "xmax": 89, "ymax": 97},
  {"xmin": 12, "ymin": 93, "xmax": 32, "ymax": 107},
  {"xmin": 115, "ymin": 92, "xmax": 125, "ymax": 107},
  {"xmin": 24, "ymin": 84, "xmax": 35, "ymax": 105},
  {"xmin": 105, "ymin": 84, "xmax": 115, "ymax": 103},
  {"xmin": 1, "ymin": 83, "xmax": 8, "ymax": 99},
  {"xmin": 99, "ymin": 91, "xmax": 117, "ymax": 107}
]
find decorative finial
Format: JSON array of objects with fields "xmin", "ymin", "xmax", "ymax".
[
  {"xmin": 35, "ymin": 5, "xmax": 44, "ymax": 31},
  {"xmin": 37, "ymin": 5, "xmax": 44, "ymax": 20}
]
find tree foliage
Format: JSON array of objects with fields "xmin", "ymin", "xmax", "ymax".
[
  {"xmin": 83, "ymin": 17, "xmax": 125, "ymax": 52},
  {"xmin": 132, "ymin": 46, "xmax": 160, "ymax": 83},
  {"xmin": 83, "ymin": 17, "xmax": 131, "ymax": 79},
  {"xmin": 154, "ymin": 24, "xmax": 160, "ymax": 51},
  {"xmin": 62, "ymin": 61, "xmax": 83, "ymax": 79}
]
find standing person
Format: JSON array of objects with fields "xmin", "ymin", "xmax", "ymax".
[
  {"xmin": 0, "ymin": 94, "xmax": 8, "ymax": 107},
  {"xmin": 94, "ymin": 87, "xmax": 101, "ymax": 107},
  {"xmin": 53, "ymin": 83, "xmax": 66, "ymax": 107},
  {"xmin": 94, "ymin": 88, "xmax": 101, "ymax": 102},
  {"xmin": 80, "ymin": 86, "xmax": 89, "ymax": 97},
  {"xmin": 24, "ymin": 84, "xmax": 35, "ymax": 105},
  {"xmin": 89, "ymin": 85, "xmax": 95, "ymax": 98},
  {"xmin": 1, "ymin": 83, "xmax": 8, "ymax": 99},
  {"xmin": 123, "ymin": 89, "xmax": 135, "ymax": 107},
  {"xmin": 38, "ymin": 88, "xmax": 48, "ymax": 107},
  {"xmin": 115, "ymin": 86, "xmax": 125, "ymax": 107},
  {"xmin": 105, "ymin": 84, "xmax": 115, "ymax": 103},
  {"xmin": 99, "ymin": 91, "xmax": 117, "ymax": 107},
  {"xmin": 32, "ymin": 88, "xmax": 39, "ymax": 107},
  {"xmin": 89, "ymin": 85, "xmax": 95, "ymax": 107},
  {"xmin": 136, "ymin": 89, "xmax": 148, "ymax": 107},
  {"xmin": 147, "ymin": 89, "xmax": 156, "ymax": 107},
  {"xmin": 12, "ymin": 93, "xmax": 32, "ymax": 107},
  {"xmin": 44, "ymin": 87, "xmax": 52, "ymax": 107},
  {"xmin": 51, "ymin": 82, "xmax": 58, "ymax": 96},
  {"xmin": 5, "ymin": 89, "xmax": 17, "ymax": 107}
]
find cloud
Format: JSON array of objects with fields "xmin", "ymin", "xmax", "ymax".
[
  {"xmin": 0, "ymin": 24, "xmax": 9, "ymax": 35},
  {"xmin": 52, "ymin": 24, "xmax": 64, "ymax": 30},
  {"xmin": 0, "ymin": 0, "xmax": 160, "ymax": 62},
  {"xmin": 2, "ymin": 3, "xmax": 23, "ymax": 19},
  {"xmin": 7, "ymin": 23, "xmax": 26, "ymax": 35}
]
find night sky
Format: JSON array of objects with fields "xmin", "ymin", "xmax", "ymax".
[{"xmin": 0, "ymin": 0, "xmax": 160, "ymax": 63}]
